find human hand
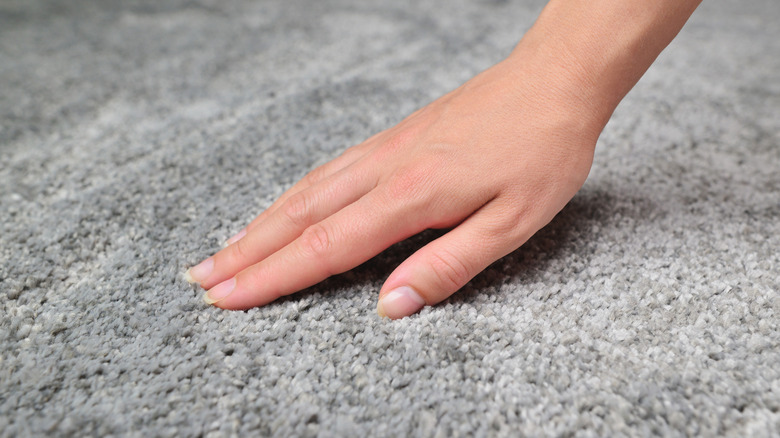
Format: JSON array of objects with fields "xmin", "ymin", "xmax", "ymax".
[
  {"xmin": 185, "ymin": 49, "xmax": 606, "ymax": 319},
  {"xmin": 184, "ymin": 0, "xmax": 702, "ymax": 319}
]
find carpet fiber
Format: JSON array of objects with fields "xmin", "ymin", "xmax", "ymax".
[{"xmin": 1, "ymin": 0, "xmax": 778, "ymax": 436}]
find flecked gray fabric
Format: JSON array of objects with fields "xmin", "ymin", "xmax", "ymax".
[{"xmin": 1, "ymin": 0, "xmax": 778, "ymax": 436}]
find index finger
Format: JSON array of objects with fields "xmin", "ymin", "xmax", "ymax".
[{"xmin": 226, "ymin": 141, "xmax": 373, "ymax": 245}]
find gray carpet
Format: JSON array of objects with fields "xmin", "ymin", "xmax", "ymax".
[{"xmin": 1, "ymin": 0, "xmax": 778, "ymax": 436}]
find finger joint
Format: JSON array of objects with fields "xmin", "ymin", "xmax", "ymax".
[
  {"xmin": 281, "ymin": 192, "xmax": 313, "ymax": 227},
  {"xmin": 429, "ymin": 249, "xmax": 471, "ymax": 291},
  {"xmin": 302, "ymin": 165, "xmax": 326, "ymax": 187},
  {"xmin": 298, "ymin": 223, "xmax": 334, "ymax": 265}
]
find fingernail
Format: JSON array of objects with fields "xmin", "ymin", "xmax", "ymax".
[
  {"xmin": 184, "ymin": 258, "xmax": 214, "ymax": 284},
  {"xmin": 377, "ymin": 286, "xmax": 426, "ymax": 319},
  {"xmin": 225, "ymin": 228, "xmax": 247, "ymax": 247},
  {"xmin": 204, "ymin": 278, "xmax": 236, "ymax": 304}
]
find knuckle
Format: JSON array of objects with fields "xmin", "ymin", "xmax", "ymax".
[
  {"xmin": 496, "ymin": 207, "xmax": 528, "ymax": 236},
  {"xmin": 429, "ymin": 249, "xmax": 472, "ymax": 291},
  {"xmin": 370, "ymin": 130, "xmax": 416, "ymax": 163},
  {"xmin": 302, "ymin": 165, "xmax": 326, "ymax": 186},
  {"xmin": 298, "ymin": 223, "xmax": 333, "ymax": 260},
  {"xmin": 230, "ymin": 236, "xmax": 251, "ymax": 261},
  {"xmin": 280, "ymin": 192, "xmax": 312, "ymax": 227},
  {"xmin": 381, "ymin": 131, "xmax": 413, "ymax": 154},
  {"xmin": 380, "ymin": 146, "xmax": 456, "ymax": 203},
  {"xmin": 339, "ymin": 143, "xmax": 364, "ymax": 160},
  {"xmin": 384, "ymin": 166, "xmax": 432, "ymax": 202},
  {"xmin": 497, "ymin": 195, "xmax": 555, "ymax": 242}
]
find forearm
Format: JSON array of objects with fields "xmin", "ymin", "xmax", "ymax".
[{"xmin": 508, "ymin": 0, "xmax": 702, "ymax": 129}]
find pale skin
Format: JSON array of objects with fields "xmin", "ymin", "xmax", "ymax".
[{"xmin": 186, "ymin": 0, "xmax": 703, "ymax": 319}]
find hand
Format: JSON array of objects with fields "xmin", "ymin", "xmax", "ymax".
[
  {"xmin": 185, "ymin": 0, "xmax": 702, "ymax": 319},
  {"xmin": 185, "ymin": 51, "xmax": 604, "ymax": 319}
]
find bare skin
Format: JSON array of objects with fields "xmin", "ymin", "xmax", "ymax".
[{"xmin": 186, "ymin": 0, "xmax": 703, "ymax": 319}]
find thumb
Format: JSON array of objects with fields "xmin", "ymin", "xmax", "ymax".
[{"xmin": 377, "ymin": 201, "xmax": 531, "ymax": 319}]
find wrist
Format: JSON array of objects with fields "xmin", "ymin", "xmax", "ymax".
[
  {"xmin": 496, "ymin": 46, "xmax": 611, "ymax": 146},
  {"xmin": 506, "ymin": 0, "xmax": 702, "ymax": 130}
]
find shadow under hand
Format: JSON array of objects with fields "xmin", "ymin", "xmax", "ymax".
[{"xmin": 274, "ymin": 184, "xmax": 655, "ymax": 309}]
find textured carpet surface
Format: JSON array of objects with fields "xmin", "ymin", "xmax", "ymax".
[{"xmin": 1, "ymin": 0, "xmax": 779, "ymax": 436}]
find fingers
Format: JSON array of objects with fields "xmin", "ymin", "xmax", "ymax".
[
  {"xmin": 377, "ymin": 199, "xmax": 533, "ymax": 319},
  {"xmin": 206, "ymin": 189, "xmax": 422, "ymax": 310},
  {"xmin": 226, "ymin": 142, "xmax": 372, "ymax": 245},
  {"xmin": 188, "ymin": 161, "xmax": 377, "ymax": 290}
]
